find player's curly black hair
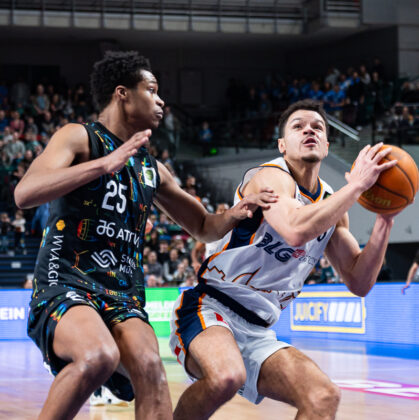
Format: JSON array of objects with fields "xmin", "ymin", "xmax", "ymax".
[
  {"xmin": 90, "ymin": 50, "xmax": 152, "ymax": 111},
  {"xmin": 278, "ymin": 99, "xmax": 329, "ymax": 137}
]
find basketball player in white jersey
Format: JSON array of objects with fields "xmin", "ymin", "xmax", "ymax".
[{"xmin": 170, "ymin": 99, "xmax": 402, "ymax": 419}]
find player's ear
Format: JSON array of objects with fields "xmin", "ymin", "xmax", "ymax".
[
  {"xmin": 278, "ymin": 137, "xmax": 286, "ymax": 154},
  {"xmin": 115, "ymin": 85, "xmax": 128, "ymax": 101}
]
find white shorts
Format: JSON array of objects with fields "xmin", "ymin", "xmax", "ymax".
[{"xmin": 169, "ymin": 288, "xmax": 291, "ymax": 404}]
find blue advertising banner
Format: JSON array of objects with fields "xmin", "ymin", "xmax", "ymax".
[
  {"xmin": 272, "ymin": 283, "xmax": 419, "ymax": 345},
  {"xmin": 0, "ymin": 289, "xmax": 32, "ymax": 339},
  {"xmin": 0, "ymin": 283, "xmax": 417, "ymax": 345}
]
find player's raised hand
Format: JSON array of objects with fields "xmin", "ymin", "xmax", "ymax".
[
  {"xmin": 231, "ymin": 187, "xmax": 278, "ymax": 219},
  {"xmin": 345, "ymin": 142, "xmax": 398, "ymax": 191},
  {"xmin": 103, "ymin": 130, "xmax": 151, "ymax": 173}
]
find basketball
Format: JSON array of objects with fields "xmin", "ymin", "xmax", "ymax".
[{"xmin": 355, "ymin": 145, "xmax": 419, "ymax": 214}]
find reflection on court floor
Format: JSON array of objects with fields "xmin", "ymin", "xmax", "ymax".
[{"xmin": 0, "ymin": 337, "xmax": 418, "ymax": 419}]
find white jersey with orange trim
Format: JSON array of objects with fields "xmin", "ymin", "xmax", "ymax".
[{"xmin": 198, "ymin": 156, "xmax": 335, "ymax": 327}]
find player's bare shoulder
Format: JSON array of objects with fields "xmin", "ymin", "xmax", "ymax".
[{"xmin": 244, "ymin": 165, "xmax": 295, "ymax": 196}]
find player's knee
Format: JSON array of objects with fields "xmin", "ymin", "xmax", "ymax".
[
  {"xmin": 206, "ymin": 367, "xmax": 246, "ymax": 403},
  {"xmin": 76, "ymin": 345, "xmax": 120, "ymax": 381},
  {"xmin": 131, "ymin": 350, "xmax": 167, "ymax": 387},
  {"xmin": 306, "ymin": 381, "xmax": 341, "ymax": 417}
]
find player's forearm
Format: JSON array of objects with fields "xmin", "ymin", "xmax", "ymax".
[
  {"xmin": 343, "ymin": 216, "xmax": 393, "ymax": 296},
  {"xmin": 197, "ymin": 211, "xmax": 237, "ymax": 243},
  {"xmin": 14, "ymin": 157, "xmax": 107, "ymax": 209},
  {"xmin": 278, "ymin": 182, "xmax": 363, "ymax": 246}
]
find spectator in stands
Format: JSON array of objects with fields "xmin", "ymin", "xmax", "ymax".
[
  {"xmin": 0, "ymin": 212, "xmax": 11, "ymax": 253},
  {"xmin": 287, "ymin": 79, "xmax": 301, "ymax": 104},
  {"xmin": 306, "ymin": 266, "xmax": 321, "ymax": 285},
  {"xmin": 402, "ymin": 250, "xmax": 419, "ymax": 294},
  {"xmin": 50, "ymin": 93, "xmax": 65, "ymax": 118},
  {"xmin": 11, "ymin": 209, "xmax": 26, "ymax": 254},
  {"xmin": 146, "ymin": 250, "xmax": 163, "ymax": 285},
  {"xmin": 323, "ymin": 84, "xmax": 345, "ymax": 119},
  {"xmin": 73, "ymin": 83, "xmax": 89, "ymax": 118},
  {"xmin": 172, "ymin": 235, "xmax": 188, "ymax": 259},
  {"xmin": 370, "ymin": 71, "xmax": 385, "ymax": 117},
  {"xmin": 25, "ymin": 116, "xmax": 39, "ymax": 135},
  {"xmin": 157, "ymin": 238, "xmax": 170, "ymax": 264},
  {"xmin": 2, "ymin": 126, "xmax": 13, "ymax": 145},
  {"xmin": 9, "ymin": 110, "xmax": 25, "ymax": 136},
  {"xmin": 163, "ymin": 248, "xmax": 181, "ymax": 284},
  {"xmin": 324, "ymin": 66, "xmax": 340, "ymax": 87},
  {"xmin": 359, "ymin": 64, "xmax": 371, "ymax": 86},
  {"xmin": 308, "ymin": 82, "xmax": 324, "ymax": 101},
  {"xmin": 3, "ymin": 131, "xmax": 25, "ymax": 166},
  {"xmin": 320, "ymin": 256, "xmax": 336, "ymax": 283},
  {"xmin": 179, "ymin": 267, "xmax": 197, "ymax": 288},
  {"xmin": 400, "ymin": 82, "xmax": 419, "ymax": 103},
  {"xmin": 11, "ymin": 77, "xmax": 30, "ymax": 107},
  {"xmin": 145, "ymin": 229, "xmax": 159, "ymax": 252},
  {"xmin": 41, "ymin": 111, "xmax": 55, "ymax": 136},
  {"xmin": 24, "ymin": 131, "xmax": 42, "ymax": 153},
  {"xmin": 33, "ymin": 84, "xmax": 50, "ymax": 117},
  {"xmin": 163, "ymin": 106, "xmax": 179, "ymax": 154},
  {"xmin": 198, "ymin": 121, "xmax": 213, "ymax": 156},
  {"xmin": 0, "ymin": 109, "xmax": 9, "ymax": 132},
  {"xmin": 172, "ymin": 260, "xmax": 188, "ymax": 285},
  {"xmin": 160, "ymin": 148, "xmax": 174, "ymax": 169}
]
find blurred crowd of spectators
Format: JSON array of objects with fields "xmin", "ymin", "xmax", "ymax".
[{"xmin": 196, "ymin": 58, "xmax": 419, "ymax": 149}]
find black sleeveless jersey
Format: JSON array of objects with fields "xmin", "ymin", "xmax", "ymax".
[{"xmin": 33, "ymin": 122, "xmax": 160, "ymax": 305}]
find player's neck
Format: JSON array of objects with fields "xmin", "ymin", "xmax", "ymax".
[
  {"xmin": 98, "ymin": 104, "xmax": 147, "ymax": 142},
  {"xmin": 285, "ymin": 159, "xmax": 320, "ymax": 193}
]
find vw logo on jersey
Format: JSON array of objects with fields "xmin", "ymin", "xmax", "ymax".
[{"xmin": 91, "ymin": 249, "xmax": 118, "ymax": 268}]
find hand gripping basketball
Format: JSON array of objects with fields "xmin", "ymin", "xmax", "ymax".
[{"xmin": 352, "ymin": 145, "xmax": 419, "ymax": 214}]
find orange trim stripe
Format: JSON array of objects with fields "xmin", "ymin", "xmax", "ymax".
[
  {"xmin": 236, "ymin": 186, "xmax": 243, "ymax": 200},
  {"xmin": 201, "ymin": 242, "xmax": 229, "ymax": 277},
  {"xmin": 299, "ymin": 178, "xmax": 324, "ymax": 203},
  {"xmin": 197, "ymin": 294, "xmax": 207, "ymax": 329},
  {"xmin": 260, "ymin": 163, "xmax": 284, "ymax": 169},
  {"xmin": 174, "ymin": 292, "xmax": 187, "ymax": 355}
]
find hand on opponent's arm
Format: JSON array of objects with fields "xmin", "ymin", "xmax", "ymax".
[
  {"xmin": 154, "ymin": 162, "xmax": 278, "ymax": 243},
  {"xmin": 14, "ymin": 124, "xmax": 151, "ymax": 209}
]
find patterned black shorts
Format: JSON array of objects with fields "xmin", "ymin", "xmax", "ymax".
[{"xmin": 28, "ymin": 284, "xmax": 148, "ymax": 400}]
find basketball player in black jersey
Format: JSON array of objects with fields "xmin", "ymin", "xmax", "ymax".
[{"xmin": 14, "ymin": 51, "xmax": 277, "ymax": 420}]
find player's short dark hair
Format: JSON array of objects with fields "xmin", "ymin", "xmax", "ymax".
[
  {"xmin": 278, "ymin": 99, "xmax": 329, "ymax": 137},
  {"xmin": 90, "ymin": 50, "xmax": 152, "ymax": 111}
]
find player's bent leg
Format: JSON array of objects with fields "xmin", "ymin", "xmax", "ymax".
[
  {"xmin": 174, "ymin": 326, "xmax": 246, "ymax": 420},
  {"xmin": 39, "ymin": 305, "xmax": 120, "ymax": 420},
  {"xmin": 257, "ymin": 346, "xmax": 340, "ymax": 420},
  {"xmin": 111, "ymin": 317, "xmax": 172, "ymax": 420}
]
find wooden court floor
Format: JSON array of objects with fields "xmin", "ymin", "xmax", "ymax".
[{"xmin": 0, "ymin": 338, "xmax": 418, "ymax": 420}]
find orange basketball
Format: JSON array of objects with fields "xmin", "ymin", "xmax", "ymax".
[{"xmin": 354, "ymin": 145, "xmax": 419, "ymax": 214}]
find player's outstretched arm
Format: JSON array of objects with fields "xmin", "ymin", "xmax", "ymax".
[
  {"xmin": 245, "ymin": 143, "xmax": 397, "ymax": 247},
  {"xmin": 154, "ymin": 162, "xmax": 277, "ymax": 242},
  {"xmin": 325, "ymin": 213, "xmax": 395, "ymax": 297},
  {"xmin": 14, "ymin": 124, "xmax": 150, "ymax": 209}
]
